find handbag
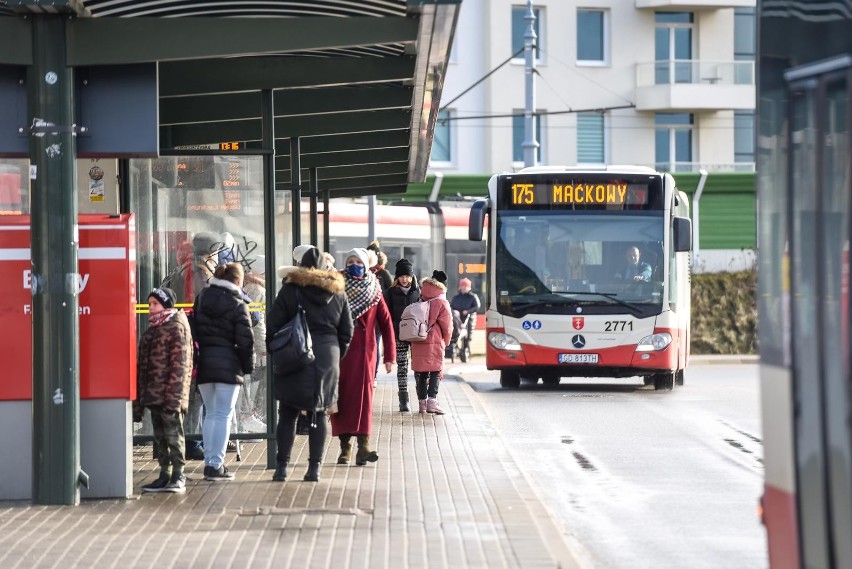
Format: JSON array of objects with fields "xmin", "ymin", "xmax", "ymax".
[{"xmin": 269, "ymin": 289, "xmax": 315, "ymax": 375}]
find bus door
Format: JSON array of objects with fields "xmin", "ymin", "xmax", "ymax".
[{"xmin": 785, "ymin": 57, "xmax": 852, "ymax": 569}]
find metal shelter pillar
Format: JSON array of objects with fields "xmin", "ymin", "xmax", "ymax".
[
  {"xmin": 28, "ymin": 15, "xmax": 84, "ymax": 505},
  {"xmin": 309, "ymin": 167, "xmax": 319, "ymax": 245},
  {"xmin": 262, "ymin": 89, "xmax": 277, "ymax": 469},
  {"xmin": 290, "ymin": 137, "xmax": 301, "ymax": 247}
]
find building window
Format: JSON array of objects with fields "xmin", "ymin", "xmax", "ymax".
[
  {"xmin": 577, "ymin": 113, "xmax": 605, "ymax": 164},
  {"xmin": 655, "ymin": 113, "xmax": 693, "ymax": 172},
  {"xmin": 513, "ymin": 112, "xmax": 542, "ymax": 164},
  {"xmin": 654, "ymin": 12, "xmax": 693, "ymax": 84},
  {"xmin": 734, "ymin": 8, "xmax": 755, "ymax": 60},
  {"xmin": 431, "ymin": 109, "xmax": 452, "ymax": 164},
  {"xmin": 512, "ymin": 5, "xmax": 542, "ymax": 60},
  {"xmin": 577, "ymin": 9, "xmax": 606, "ymax": 64},
  {"xmin": 735, "ymin": 110, "xmax": 754, "ymax": 165}
]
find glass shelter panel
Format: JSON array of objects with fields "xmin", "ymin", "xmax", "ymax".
[{"xmin": 130, "ymin": 155, "xmax": 271, "ymax": 439}]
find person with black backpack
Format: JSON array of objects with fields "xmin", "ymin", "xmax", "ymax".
[
  {"xmin": 383, "ymin": 258, "xmax": 421, "ymax": 412},
  {"xmin": 266, "ymin": 246, "xmax": 353, "ymax": 482}
]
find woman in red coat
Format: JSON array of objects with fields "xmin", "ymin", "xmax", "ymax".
[
  {"xmin": 409, "ymin": 277, "xmax": 453, "ymax": 414},
  {"xmin": 330, "ymin": 248, "xmax": 396, "ymax": 466}
]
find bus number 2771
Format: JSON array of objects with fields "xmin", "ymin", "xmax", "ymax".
[{"xmin": 604, "ymin": 320, "xmax": 633, "ymax": 332}]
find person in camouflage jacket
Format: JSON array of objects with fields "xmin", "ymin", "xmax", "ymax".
[{"xmin": 134, "ymin": 287, "xmax": 194, "ymax": 493}]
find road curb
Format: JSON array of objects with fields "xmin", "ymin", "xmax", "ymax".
[{"xmin": 690, "ymin": 354, "xmax": 759, "ymax": 365}]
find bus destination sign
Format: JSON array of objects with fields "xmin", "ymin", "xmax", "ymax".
[{"xmin": 508, "ymin": 181, "xmax": 649, "ymax": 207}]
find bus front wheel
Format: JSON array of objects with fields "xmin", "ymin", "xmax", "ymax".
[
  {"xmin": 675, "ymin": 369, "xmax": 684, "ymax": 386},
  {"xmin": 653, "ymin": 372, "xmax": 675, "ymax": 391},
  {"xmin": 500, "ymin": 370, "xmax": 521, "ymax": 388}
]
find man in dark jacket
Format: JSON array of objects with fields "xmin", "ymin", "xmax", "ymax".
[
  {"xmin": 450, "ymin": 277, "xmax": 481, "ymax": 344},
  {"xmin": 266, "ymin": 246, "xmax": 353, "ymax": 482}
]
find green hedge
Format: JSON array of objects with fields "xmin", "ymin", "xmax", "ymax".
[{"xmin": 691, "ymin": 270, "xmax": 757, "ymax": 354}]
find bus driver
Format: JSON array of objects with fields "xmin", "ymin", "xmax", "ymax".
[{"xmin": 616, "ymin": 246, "xmax": 652, "ymax": 283}]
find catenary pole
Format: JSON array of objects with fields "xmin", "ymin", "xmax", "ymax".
[{"xmin": 522, "ymin": 0, "xmax": 539, "ymax": 168}]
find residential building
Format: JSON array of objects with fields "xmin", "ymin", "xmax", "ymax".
[
  {"xmin": 432, "ymin": 0, "xmax": 756, "ymax": 175},
  {"xmin": 422, "ymin": 0, "xmax": 757, "ymax": 271}
]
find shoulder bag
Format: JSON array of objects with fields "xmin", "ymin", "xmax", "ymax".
[{"xmin": 270, "ymin": 288, "xmax": 315, "ymax": 375}]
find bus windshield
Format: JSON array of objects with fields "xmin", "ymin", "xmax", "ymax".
[{"xmin": 494, "ymin": 211, "xmax": 665, "ymax": 318}]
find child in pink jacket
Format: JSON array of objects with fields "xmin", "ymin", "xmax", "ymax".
[{"xmin": 409, "ymin": 277, "xmax": 453, "ymax": 414}]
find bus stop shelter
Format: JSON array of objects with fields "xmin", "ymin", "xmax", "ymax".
[{"xmin": 0, "ymin": 0, "xmax": 460, "ymax": 505}]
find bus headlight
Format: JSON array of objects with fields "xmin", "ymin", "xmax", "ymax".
[
  {"xmin": 636, "ymin": 332, "xmax": 672, "ymax": 351},
  {"xmin": 488, "ymin": 332, "xmax": 522, "ymax": 351}
]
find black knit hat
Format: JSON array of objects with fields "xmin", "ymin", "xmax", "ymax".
[
  {"xmin": 149, "ymin": 287, "xmax": 177, "ymax": 309},
  {"xmin": 299, "ymin": 246, "xmax": 323, "ymax": 269},
  {"xmin": 431, "ymin": 270, "xmax": 448, "ymax": 285},
  {"xmin": 395, "ymin": 258, "xmax": 414, "ymax": 278}
]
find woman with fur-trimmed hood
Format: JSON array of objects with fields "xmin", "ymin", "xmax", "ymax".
[
  {"xmin": 409, "ymin": 277, "xmax": 453, "ymax": 415},
  {"xmin": 266, "ymin": 246, "xmax": 353, "ymax": 483}
]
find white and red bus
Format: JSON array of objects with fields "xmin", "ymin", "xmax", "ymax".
[
  {"xmin": 469, "ymin": 165, "xmax": 692, "ymax": 390},
  {"xmin": 757, "ymin": 7, "xmax": 852, "ymax": 568}
]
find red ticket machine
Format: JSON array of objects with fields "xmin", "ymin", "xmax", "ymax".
[{"xmin": 0, "ymin": 214, "xmax": 136, "ymax": 499}]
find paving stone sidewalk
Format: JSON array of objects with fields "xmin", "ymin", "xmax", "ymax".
[{"xmin": 0, "ymin": 371, "xmax": 582, "ymax": 569}]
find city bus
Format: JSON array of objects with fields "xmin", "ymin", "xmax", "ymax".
[
  {"xmin": 469, "ymin": 165, "xmax": 692, "ymax": 390},
  {"xmin": 757, "ymin": 6, "xmax": 852, "ymax": 569}
]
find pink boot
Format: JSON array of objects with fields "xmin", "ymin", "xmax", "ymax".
[
  {"xmin": 418, "ymin": 399, "xmax": 427, "ymax": 414},
  {"xmin": 426, "ymin": 398, "xmax": 445, "ymax": 415}
]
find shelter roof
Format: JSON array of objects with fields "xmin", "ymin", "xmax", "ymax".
[{"xmin": 0, "ymin": 0, "xmax": 461, "ymax": 197}]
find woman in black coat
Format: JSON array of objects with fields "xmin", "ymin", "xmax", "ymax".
[
  {"xmin": 266, "ymin": 247, "xmax": 353, "ymax": 482},
  {"xmin": 193, "ymin": 262, "xmax": 255, "ymax": 481}
]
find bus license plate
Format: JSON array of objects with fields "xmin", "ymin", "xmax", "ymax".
[{"xmin": 559, "ymin": 353, "xmax": 599, "ymax": 364}]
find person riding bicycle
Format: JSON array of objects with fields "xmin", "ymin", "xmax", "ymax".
[{"xmin": 449, "ymin": 278, "xmax": 480, "ymax": 344}]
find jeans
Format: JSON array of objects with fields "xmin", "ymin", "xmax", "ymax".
[{"xmin": 198, "ymin": 382, "xmax": 241, "ymax": 469}]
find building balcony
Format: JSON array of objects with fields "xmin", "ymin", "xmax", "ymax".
[
  {"xmin": 652, "ymin": 162, "xmax": 756, "ymax": 174},
  {"xmin": 635, "ymin": 0, "xmax": 755, "ymax": 9},
  {"xmin": 635, "ymin": 60, "xmax": 755, "ymax": 112}
]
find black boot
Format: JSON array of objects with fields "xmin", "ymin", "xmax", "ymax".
[
  {"xmin": 272, "ymin": 462, "xmax": 287, "ymax": 482},
  {"xmin": 303, "ymin": 460, "xmax": 321, "ymax": 482},
  {"xmin": 337, "ymin": 434, "xmax": 352, "ymax": 464},
  {"xmin": 398, "ymin": 391, "xmax": 410, "ymax": 412},
  {"xmin": 355, "ymin": 435, "xmax": 379, "ymax": 466}
]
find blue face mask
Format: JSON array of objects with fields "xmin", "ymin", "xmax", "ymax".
[{"xmin": 347, "ymin": 263, "xmax": 366, "ymax": 278}]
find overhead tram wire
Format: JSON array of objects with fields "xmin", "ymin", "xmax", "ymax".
[
  {"xmin": 439, "ymin": 45, "xmax": 636, "ymax": 125},
  {"xmin": 439, "ymin": 47, "xmax": 525, "ymax": 114}
]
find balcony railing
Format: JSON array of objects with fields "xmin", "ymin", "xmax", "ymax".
[
  {"xmin": 652, "ymin": 162, "xmax": 756, "ymax": 174},
  {"xmin": 636, "ymin": 60, "xmax": 755, "ymax": 87}
]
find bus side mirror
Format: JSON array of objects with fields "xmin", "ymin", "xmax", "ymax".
[
  {"xmin": 673, "ymin": 216, "xmax": 692, "ymax": 252},
  {"xmin": 469, "ymin": 198, "xmax": 489, "ymax": 242}
]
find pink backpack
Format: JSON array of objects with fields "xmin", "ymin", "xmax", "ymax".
[{"xmin": 398, "ymin": 298, "xmax": 438, "ymax": 342}]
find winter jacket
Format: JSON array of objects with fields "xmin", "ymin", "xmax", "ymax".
[
  {"xmin": 450, "ymin": 291, "xmax": 480, "ymax": 317},
  {"xmin": 373, "ymin": 267, "xmax": 393, "ymax": 293},
  {"xmin": 135, "ymin": 310, "xmax": 194, "ymax": 415},
  {"xmin": 384, "ymin": 281, "xmax": 421, "ymax": 340},
  {"xmin": 193, "ymin": 277, "xmax": 255, "ymax": 385},
  {"xmin": 243, "ymin": 272, "xmax": 267, "ymax": 363},
  {"xmin": 267, "ymin": 267, "xmax": 353, "ymax": 412},
  {"xmin": 162, "ymin": 256, "xmax": 214, "ymax": 305},
  {"xmin": 409, "ymin": 279, "xmax": 452, "ymax": 373}
]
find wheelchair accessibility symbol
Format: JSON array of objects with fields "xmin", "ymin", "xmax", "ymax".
[{"xmin": 522, "ymin": 320, "xmax": 542, "ymax": 330}]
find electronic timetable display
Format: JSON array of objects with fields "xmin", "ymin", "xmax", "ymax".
[{"xmin": 497, "ymin": 174, "xmax": 664, "ymax": 210}]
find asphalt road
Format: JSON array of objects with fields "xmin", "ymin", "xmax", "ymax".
[{"xmin": 449, "ymin": 361, "xmax": 767, "ymax": 569}]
